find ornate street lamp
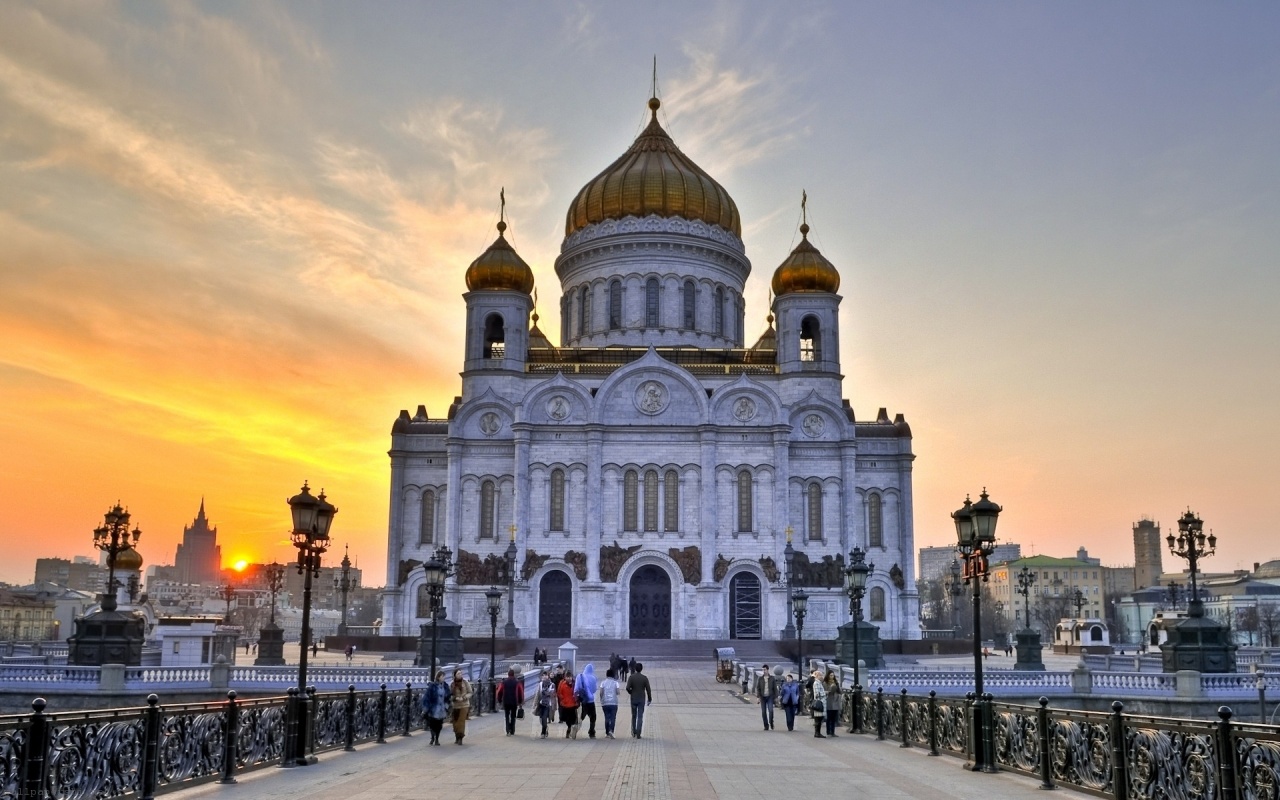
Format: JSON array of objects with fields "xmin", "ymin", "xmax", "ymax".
[
  {"xmin": 783, "ymin": 527, "xmax": 797, "ymax": 639},
  {"xmin": 947, "ymin": 559, "xmax": 964, "ymax": 635},
  {"xmin": 485, "ymin": 587, "xmax": 503, "ymax": 711},
  {"xmin": 220, "ymin": 584, "xmax": 236, "ymax": 624},
  {"xmin": 421, "ymin": 546, "xmax": 456, "ymax": 674},
  {"xmin": 92, "ymin": 503, "xmax": 142, "ymax": 612},
  {"xmin": 282, "ymin": 481, "xmax": 336, "ymax": 768},
  {"xmin": 792, "ymin": 589, "xmax": 809, "ymax": 678},
  {"xmin": 1157, "ymin": 508, "xmax": 1234, "ymax": 673},
  {"xmin": 265, "ymin": 562, "xmax": 285, "ymax": 626},
  {"xmin": 1014, "ymin": 566, "xmax": 1037, "ymax": 631},
  {"xmin": 954, "ymin": 489, "xmax": 1001, "ymax": 773},
  {"xmin": 1167, "ymin": 509, "xmax": 1215, "ymax": 617},
  {"xmin": 333, "ymin": 545, "xmax": 358, "ymax": 636},
  {"xmin": 844, "ymin": 546, "xmax": 873, "ymax": 733},
  {"xmin": 503, "ymin": 525, "xmax": 520, "ymax": 638},
  {"xmin": 1071, "ymin": 588, "xmax": 1086, "ymax": 619}
]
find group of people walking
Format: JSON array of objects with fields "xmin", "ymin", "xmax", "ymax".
[
  {"xmin": 421, "ymin": 668, "xmax": 475, "ymax": 745},
  {"xmin": 754, "ymin": 664, "xmax": 843, "ymax": 737}
]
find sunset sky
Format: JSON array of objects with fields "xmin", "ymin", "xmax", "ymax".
[{"xmin": 1, "ymin": 2, "xmax": 1277, "ymax": 587}]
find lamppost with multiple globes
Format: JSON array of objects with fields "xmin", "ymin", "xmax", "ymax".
[
  {"xmin": 1014, "ymin": 566, "xmax": 1037, "ymax": 631},
  {"xmin": 947, "ymin": 559, "xmax": 964, "ymax": 636},
  {"xmin": 282, "ymin": 482, "xmax": 336, "ymax": 768},
  {"xmin": 783, "ymin": 528, "xmax": 797, "ymax": 639},
  {"xmin": 485, "ymin": 587, "xmax": 503, "ymax": 710},
  {"xmin": 792, "ymin": 589, "xmax": 809, "ymax": 677},
  {"xmin": 265, "ymin": 562, "xmax": 285, "ymax": 626},
  {"xmin": 843, "ymin": 546, "xmax": 873, "ymax": 733},
  {"xmin": 1071, "ymin": 588, "xmax": 1086, "ymax": 619},
  {"xmin": 503, "ymin": 525, "xmax": 520, "ymax": 638},
  {"xmin": 92, "ymin": 503, "xmax": 142, "ymax": 611},
  {"xmin": 421, "ymin": 546, "xmax": 457, "ymax": 673},
  {"xmin": 1158, "ymin": 508, "xmax": 1235, "ymax": 673},
  {"xmin": 953, "ymin": 489, "xmax": 1002, "ymax": 773},
  {"xmin": 1167, "ymin": 509, "xmax": 1215, "ymax": 618},
  {"xmin": 220, "ymin": 585, "xmax": 236, "ymax": 624},
  {"xmin": 333, "ymin": 545, "xmax": 358, "ymax": 636},
  {"xmin": 255, "ymin": 562, "xmax": 287, "ymax": 667}
]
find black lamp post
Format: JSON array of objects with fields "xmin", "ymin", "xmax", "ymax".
[
  {"xmin": 1071, "ymin": 588, "xmax": 1086, "ymax": 618},
  {"xmin": 844, "ymin": 546, "xmax": 873, "ymax": 733},
  {"xmin": 1015, "ymin": 566, "xmax": 1036, "ymax": 630},
  {"xmin": 486, "ymin": 587, "xmax": 503, "ymax": 711},
  {"xmin": 92, "ymin": 503, "xmax": 142, "ymax": 612},
  {"xmin": 333, "ymin": 545, "xmax": 357, "ymax": 636},
  {"xmin": 947, "ymin": 559, "xmax": 964, "ymax": 636},
  {"xmin": 282, "ymin": 481, "xmax": 336, "ymax": 768},
  {"xmin": 783, "ymin": 527, "xmax": 797, "ymax": 639},
  {"xmin": 220, "ymin": 585, "xmax": 236, "ymax": 624},
  {"xmin": 792, "ymin": 589, "xmax": 809, "ymax": 677},
  {"xmin": 953, "ymin": 489, "xmax": 1002, "ymax": 773},
  {"xmin": 503, "ymin": 526, "xmax": 520, "ymax": 638},
  {"xmin": 265, "ymin": 562, "xmax": 284, "ymax": 626},
  {"xmin": 1167, "ymin": 509, "xmax": 1215, "ymax": 619},
  {"xmin": 1167, "ymin": 581, "xmax": 1183, "ymax": 611},
  {"xmin": 421, "ymin": 546, "xmax": 456, "ymax": 673}
]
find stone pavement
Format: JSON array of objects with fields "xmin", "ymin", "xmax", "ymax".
[{"xmin": 178, "ymin": 663, "xmax": 1061, "ymax": 800}]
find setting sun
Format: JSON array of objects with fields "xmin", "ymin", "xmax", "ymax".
[{"xmin": 233, "ymin": 560, "xmax": 248, "ymax": 572}]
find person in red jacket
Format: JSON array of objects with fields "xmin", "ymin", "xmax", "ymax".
[
  {"xmin": 556, "ymin": 669, "xmax": 580, "ymax": 738},
  {"xmin": 495, "ymin": 668, "xmax": 525, "ymax": 735}
]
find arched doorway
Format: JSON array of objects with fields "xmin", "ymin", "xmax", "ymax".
[
  {"xmin": 729, "ymin": 573, "xmax": 761, "ymax": 639},
  {"xmin": 629, "ymin": 565, "xmax": 671, "ymax": 639},
  {"xmin": 539, "ymin": 571, "xmax": 572, "ymax": 638}
]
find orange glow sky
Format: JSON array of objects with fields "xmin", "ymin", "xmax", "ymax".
[{"xmin": 2, "ymin": 3, "xmax": 1278, "ymax": 587}]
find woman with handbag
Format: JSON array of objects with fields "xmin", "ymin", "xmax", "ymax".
[
  {"xmin": 810, "ymin": 669, "xmax": 827, "ymax": 738},
  {"xmin": 823, "ymin": 670, "xmax": 841, "ymax": 737},
  {"xmin": 450, "ymin": 668, "xmax": 472, "ymax": 744},
  {"xmin": 496, "ymin": 668, "xmax": 525, "ymax": 736},
  {"xmin": 421, "ymin": 669, "xmax": 450, "ymax": 746},
  {"xmin": 534, "ymin": 669, "xmax": 556, "ymax": 738}
]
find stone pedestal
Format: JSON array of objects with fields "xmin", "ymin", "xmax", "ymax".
[
  {"xmin": 1159, "ymin": 613, "xmax": 1237, "ymax": 673},
  {"xmin": 67, "ymin": 604, "xmax": 146, "ymax": 666},
  {"xmin": 1014, "ymin": 628, "xmax": 1046, "ymax": 671},
  {"xmin": 255, "ymin": 622, "xmax": 286, "ymax": 666},
  {"xmin": 417, "ymin": 618, "xmax": 464, "ymax": 669},
  {"xmin": 835, "ymin": 619, "xmax": 884, "ymax": 669}
]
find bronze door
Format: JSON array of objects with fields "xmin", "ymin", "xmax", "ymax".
[
  {"xmin": 629, "ymin": 565, "xmax": 671, "ymax": 639},
  {"xmin": 538, "ymin": 570, "xmax": 572, "ymax": 638}
]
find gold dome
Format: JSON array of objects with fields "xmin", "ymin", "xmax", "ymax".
[
  {"xmin": 771, "ymin": 224, "xmax": 840, "ymax": 295},
  {"xmin": 115, "ymin": 546, "xmax": 143, "ymax": 572},
  {"xmin": 565, "ymin": 97, "xmax": 741, "ymax": 238},
  {"xmin": 465, "ymin": 220, "xmax": 535, "ymax": 294}
]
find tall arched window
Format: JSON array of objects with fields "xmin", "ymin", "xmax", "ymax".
[
  {"xmin": 479, "ymin": 480, "xmax": 496, "ymax": 539},
  {"xmin": 643, "ymin": 470, "xmax": 659, "ymax": 531},
  {"xmin": 578, "ymin": 286, "xmax": 591, "ymax": 337},
  {"xmin": 420, "ymin": 490, "xmax": 436, "ymax": 544},
  {"xmin": 714, "ymin": 287, "xmax": 725, "ymax": 335},
  {"xmin": 483, "ymin": 314, "xmax": 506, "ymax": 359},
  {"xmin": 682, "ymin": 280, "xmax": 696, "ymax": 330},
  {"xmin": 623, "ymin": 470, "xmax": 638, "ymax": 531},
  {"xmin": 736, "ymin": 469, "xmax": 753, "ymax": 532},
  {"xmin": 663, "ymin": 469, "xmax": 679, "ymax": 532},
  {"xmin": 549, "ymin": 469, "xmax": 565, "ymax": 532},
  {"xmin": 800, "ymin": 315, "xmax": 820, "ymax": 363},
  {"xmin": 645, "ymin": 278, "xmax": 660, "ymax": 328},
  {"xmin": 869, "ymin": 586, "xmax": 886, "ymax": 621},
  {"xmin": 560, "ymin": 296, "xmax": 569, "ymax": 343},
  {"xmin": 868, "ymin": 493, "xmax": 883, "ymax": 548},
  {"xmin": 609, "ymin": 280, "xmax": 622, "ymax": 330},
  {"xmin": 807, "ymin": 483, "xmax": 823, "ymax": 541}
]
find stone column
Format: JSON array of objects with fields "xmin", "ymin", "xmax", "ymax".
[
  {"xmin": 586, "ymin": 426, "xmax": 603, "ymax": 582},
  {"xmin": 445, "ymin": 439, "xmax": 464, "ymax": 556},
  {"xmin": 385, "ymin": 454, "xmax": 406, "ymax": 632},
  {"xmin": 840, "ymin": 441, "xmax": 858, "ymax": 554},
  {"xmin": 699, "ymin": 426, "xmax": 718, "ymax": 584}
]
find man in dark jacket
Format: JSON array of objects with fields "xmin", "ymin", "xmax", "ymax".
[
  {"xmin": 496, "ymin": 669, "xmax": 525, "ymax": 735},
  {"xmin": 755, "ymin": 664, "xmax": 777, "ymax": 730},
  {"xmin": 625, "ymin": 662, "xmax": 652, "ymax": 739}
]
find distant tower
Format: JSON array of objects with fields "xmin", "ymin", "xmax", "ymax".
[
  {"xmin": 174, "ymin": 499, "xmax": 222, "ymax": 584},
  {"xmin": 1133, "ymin": 518, "xmax": 1163, "ymax": 589}
]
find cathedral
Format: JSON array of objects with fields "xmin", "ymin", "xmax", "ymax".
[{"xmin": 381, "ymin": 95, "xmax": 920, "ymax": 642}]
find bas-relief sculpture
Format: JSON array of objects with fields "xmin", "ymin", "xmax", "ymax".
[
  {"xmin": 455, "ymin": 549, "xmax": 506, "ymax": 586},
  {"xmin": 668, "ymin": 546, "xmax": 701, "ymax": 585},
  {"xmin": 791, "ymin": 552, "xmax": 846, "ymax": 589},
  {"xmin": 600, "ymin": 542, "xmax": 642, "ymax": 583},
  {"xmin": 759, "ymin": 557, "xmax": 780, "ymax": 583},
  {"xmin": 564, "ymin": 550, "xmax": 588, "ymax": 582},
  {"xmin": 713, "ymin": 554, "xmax": 733, "ymax": 583},
  {"xmin": 521, "ymin": 550, "xmax": 549, "ymax": 581}
]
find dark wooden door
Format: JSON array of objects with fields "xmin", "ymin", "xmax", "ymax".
[
  {"xmin": 629, "ymin": 565, "xmax": 672, "ymax": 639},
  {"xmin": 539, "ymin": 570, "xmax": 572, "ymax": 638}
]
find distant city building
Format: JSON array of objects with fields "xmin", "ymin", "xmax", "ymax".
[
  {"xmin": 1133, "ymin": 518, "xmax": 1163, "ymax": 590},
  {"xmin": 284, "ymin": 563, "xmax": 362, "ymax": 612},
  {"xmin": 990, "ymin": 552, "xmax": 1105, "ymax": 634},
  {"xmin": 1102, "ymin": 565, "xmax": 1136, "ymax": 609},
  {"xmin": 0, "ymin": 588, "xmax": 58, "ymax": 640},
  {"xmin": 174, "ymin": 500, "xmax": 222, "ymax": 585},
  {"xmin": 18, "ymin": 582, "xmax": 95, "ymax": 642},
  {"xmin": 919, "ymin": 542, "xmax": 1022, "ymax": 584},
  {"xmin": 33, "ymin": 557, "xmax": 107, "ymax": 594}
]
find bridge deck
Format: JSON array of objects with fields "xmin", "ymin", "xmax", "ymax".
[{"xmin": 173, "ymin": 663, "xmax": 1053, "ymax": 800}]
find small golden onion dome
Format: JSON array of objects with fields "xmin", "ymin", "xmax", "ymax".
[
  {"xmin": 465, "ymin": 220, "xmax": 535, "ymax": 294},
  {"xmin": 565, "ymin": 97, "xmax": 741, "ymax": 238},
  {"xmin": 770, "ymin": 223, "xmax": 840, "ymax": 295},
  {"xmin": 115, "ymin": 546, "xmax": 143, "ymax": 572}
]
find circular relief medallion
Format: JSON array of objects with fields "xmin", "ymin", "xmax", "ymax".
[
  {"xmin": 634, "ymin": 380, "xmax": 669, "ymax": 415},
  {"xmin": 802, "ymin": 413, "xmax": 825, "ymax": 438},
  {"xmin": 732, "ymin": 396, "xmax": 757, "ymax": 422},
  {"xmin": 546, "ymin": 395, "xmax": 570, "ymax": 421},
  {"xmin": 479, "ymin": 412, "xmax": 502, "ymax": 436}
]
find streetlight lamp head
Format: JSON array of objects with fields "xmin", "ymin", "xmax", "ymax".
[
  {"xmin": 969, "ymin": 489, "xmax": 1001, "ymax": 544},
  {"xmin": 791, "ymin": 590, "xmax": 809, "ymax": 615},
  {"xmin": 422, "ymin": 558, "xmax": 447, "ymax": 588},
  {"xmin": 952, "ymin": 496, "xmax": 975, "ymax": 550},
  {"xmin": 313, "ymin": 490, "xmax": 336, "ymax": 542},
  {"xmin": 845, "ymin": 546, "xmax": 872, "ymax": 593},
  {"xmin": 951, "ymin": 559, "xmax": 962, "ymax": 580},
  {"xmin": 485, "ymin": 587, "xmax": 503, "ymax": 613},
  {"xmin": 287, "ymin": 482, "xmax": 319, "ymax": 535}
]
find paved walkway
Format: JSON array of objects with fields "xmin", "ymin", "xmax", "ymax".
[{"xmin": 179, "ymin": 664, "xmax": 1059, "ymax": 800}]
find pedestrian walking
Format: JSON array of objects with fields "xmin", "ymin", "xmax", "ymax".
[
  {"xmin": 574, "ymin": 663, "xmax": 599, "ymax": 738},
  {"xmin": 811, "ymin": 670, "xmax": 827, "ymax": 738},
  {"xmin": 823, "ymin": 670, "xmax": 841, "ymax": 736},
  {"xmin": 779, "ymin": 673, "xmax": 800, "ymax": 731},
  {"xmin": 450, "ymin": 668, "xmax": 472, "ymax": 744},
  {"xmin": 755, "ymin": 664, "xmax": 777, "ymax": 731},
  {"xmin": 599, "ymin": 667, "xmax": 621, "ymax": 738},
  {"xmin": 421, "ymin": 669, "xmax": 450, "ymax": 746},
  {"xmin": 534, "ymin": 669, "xmax": 556, "ymax": 738},
  {"xmin": 557, "ymin": 669, "xmax": 580, "ymax": 738},
  {"xmin": 496, "ymin": 668, "xmax": 525, "ymax": 735},
  {"xmin": 625, "ymin": 662, "xmax": 652, "ymax": 739}
]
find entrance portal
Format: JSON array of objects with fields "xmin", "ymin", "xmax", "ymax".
[
  {"xmin": 629, "ymin": 565, "xmax": 672, "ymax": 639},
  {"xmin": 729, "ymin": 572, "xmax": 762, "ymax": 639},
  {"xmin": 538, "ymin": 570, "xmax": 572, "ymax": 638}
]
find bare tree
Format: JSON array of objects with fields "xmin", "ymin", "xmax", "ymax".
[
  {"xmin": 1257, "ymin": 602, "xmax": 1280, "ymax": 647},
  {"xmin": 1235, "ymin": 606, "xmax": 1260, "ymax": 647}
]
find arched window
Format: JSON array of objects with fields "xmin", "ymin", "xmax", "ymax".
[
  {"xmin": 663, "ymin": 470, "xmax": 679, "ymax": 532},
  {"xmin": 643, "ymin": 470, "xmax": 659, "ymax": 531},
  {"xmin": 560, "ymin": 296, "xmax": 569, "ymax": 343},
  {"xmin": 645, "ymin": 278, "xmax": 660, "ymax": 328},
  {"xmin": 479, "ymin": 480, "xmax": 496, "ymax": 539},
  {"xmin": 714, "ymin": 287, "xmax": 725, "ymax": 335},
  {"xmin": 807, "ymin": 483, "xmax": 823, "ymax": 541},
  {"xmin": 800, "ymin": 315, "xmax": 820, "ymax": 363},
  {"xmin": 420, "ymin": 490, "xmax": 436, "ymax": 544},
  {"xmin": 579, "ymin": 286, "xmax": 591, "ymax": 337},
  {"xmin": 868, "ymin": 493, "xmax": 883, "ymax": 548},
  {"xmin": 736, "ymin": 469, "xmax": 753, "ymax": 532},
  {"xmin": 870, "ymin": 586, "xmax": 886, "ymax": 621},
  {"xmin": 416, "ymin": 585, "xmax": 431, "ymax": 618},
  {"xmin": 682, "ymin": 281, "xmax": 696, "ymax": 330},
  {"xmin": 483, "ymin": 314, "xmax": 505, "ymax": 359},
  {"xmin": 549, "ymin": 469, "xmax": 565, "ymax": 532},
  {"xmin": 609, "ymin": 280, "xmax": 622, "ymax": 330},
  {"xmin": 623, "ymin": 470, "xmax": 638, "ymax": 531}
]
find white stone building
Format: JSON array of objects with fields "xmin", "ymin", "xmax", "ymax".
[{"xmin": 382, "ymin": 96, "xmax": 920, "ymax": 642}]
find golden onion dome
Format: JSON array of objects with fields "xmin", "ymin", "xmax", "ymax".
[
  {"xmin": 465, "ymin": 220, "xmax": 535, "ymax": 294},
  {"xmin": 771, "ymin": 223, "xmax": 840, "ymax": 295},
  {"xmin": 565, "ymin": 97, "xmax": 741, "ymax": 238},
  {"xmin": 115, "ymin": 546, "xmax": 143, "ymax": 572}
]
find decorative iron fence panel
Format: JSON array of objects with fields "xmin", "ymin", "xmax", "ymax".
[
  {"xmin": 1230, "ymin": 721, "xmax": 1280, "ymax": 800},
  {"xmin": 1120, "ymin": 713, "xmax": 1221, "ymax": 800}
]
